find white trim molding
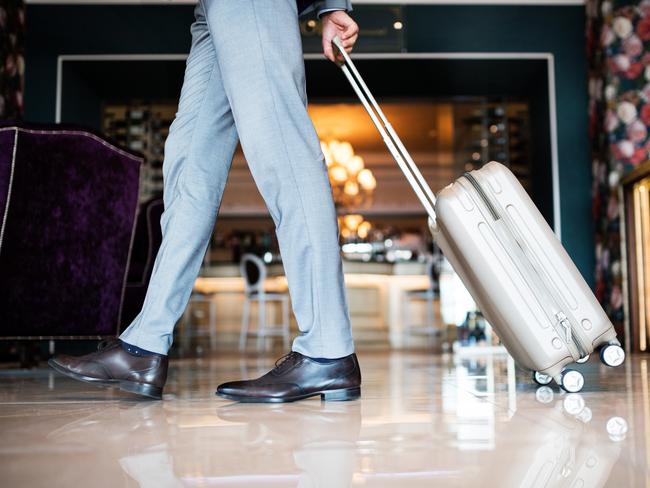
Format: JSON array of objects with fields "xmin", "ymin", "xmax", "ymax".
[
  {"xmin": 55, "ymin": 54, "xmax": 188, "ymax": 123},
  {"xmin": 57, "ymin": 51, "xmax": 562, "ymax": 238}
]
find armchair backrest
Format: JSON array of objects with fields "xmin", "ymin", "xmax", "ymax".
[{"xmin": 0, "ymin": 125, "xmax": 142, "ymax": 338}]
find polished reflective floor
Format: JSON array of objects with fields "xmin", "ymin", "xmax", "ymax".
[{"xmin": 1, "ymin": 350, "xmax": 649, "ymax": 487}]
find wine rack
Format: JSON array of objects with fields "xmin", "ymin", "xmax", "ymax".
[
  {"xmin": 102, "ymin": 101, "xmax": 176, "ymax": 203},
  {"xmin": 454, "ymin": 100, "xmax": 532, "ymax": 190}
]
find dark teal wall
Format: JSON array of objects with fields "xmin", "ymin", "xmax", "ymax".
[
  {"xmin": 23, "ymin": 4, "xmax": 594, "ymax": 284},
  {"xmin": 24, "ymin": 5, "xmax": 196, "ymax": 123}
]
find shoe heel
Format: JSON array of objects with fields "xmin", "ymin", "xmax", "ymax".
[
  {"xmin": 120, "ymin": 381, "xmax": 163, "ymax": 400},
  {"xmin": 321, "ymin": 387, "xmax": 361, "ymax": 402}
]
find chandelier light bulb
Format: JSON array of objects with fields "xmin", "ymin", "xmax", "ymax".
[
  {"xmin": 330, "ymin": 165, "xmax": 348, "ymax": 183},
  {"xmin": 358, "ymin": 168, "xmax": 376, "ymax": 190},
  {"xmin": 328, "ymin": 139, "xmax": 340, "ymax": 157},
  {"xmin": 343, "ymin": 214, "xmax": 364, "ymax": 231},
  {"xmin": 344, "ymin": 180, "xmax": 359, "ymax": 196},
  {"xmin": 357, "ymin": 221, "xmax": 372, "ymax": 239},
  {"xmin": 334, "ymin": 141, "xmax": 354, "ymax": 164},
  {"xmin": 346, "ymin": 155, "xmax": 365, "ymax": 175}
]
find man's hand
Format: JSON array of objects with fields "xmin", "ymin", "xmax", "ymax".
[{"xmin": 321, "ymin": 11, "xmax": 359, "ymax": 63}]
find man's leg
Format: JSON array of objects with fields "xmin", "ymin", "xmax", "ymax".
[
  {"xmin": 48, "ymin": 3, "xmax": 238, "ymax": 399},
  {"xmin": 208, "ymin": 0, "xmax": 361, "ymax": 402},
  {"xmin": 120, "ymin": 2, "xmax": 239, "ymax": 354},
  {"xmin": 203, "ymin": 0, "xmax": 354, "ymax": 360}
]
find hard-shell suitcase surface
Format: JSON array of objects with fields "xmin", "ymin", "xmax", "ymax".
[{"xmin": 332, "ymin": 37, "xmax": 625, "ymax": 392}]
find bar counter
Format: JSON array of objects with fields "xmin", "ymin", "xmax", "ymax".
[{"xmin": 192, "ymin": 261, "xmax": 434, "ymax": 348}]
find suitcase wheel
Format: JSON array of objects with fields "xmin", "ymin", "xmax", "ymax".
[
  {"xmin": 560, "ymin": 369, "xmax": 584, "ymax": 393},
  {"xmin": 600, "ymin": 344, "xmax": 625, "ymax": 367},
  {"xmin": 535, "ymin": 386, "xmax": 554, "ymax": 404},
  {"xmin": 575, "ymin": 354, "xmax": 590, "ymax": 364},
  {"xmin": 562, "ymin": 393, "xmax": 586, "ymax": 416},
  {"xmin": 533, "ymin": 371, "xmax": 553, "ymax": 386},
  {"xmin": 606, "ymin": 416, "xmax": 629, "ymax": 442}
]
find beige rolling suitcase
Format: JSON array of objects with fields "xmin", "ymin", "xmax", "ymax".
[{"xmin": 332, "ymin": 37, "xmax": 625, "ymax": 392}]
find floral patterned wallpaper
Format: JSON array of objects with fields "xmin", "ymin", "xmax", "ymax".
[
  {"xmin": 587, "ymin": 0, "xmax": 649, "ymax": 331},
  {"xmin": 0, "ymin": 0, "xmax": 25, "ymax": 119}
]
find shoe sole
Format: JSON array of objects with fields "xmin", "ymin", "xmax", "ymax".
[
  {"xmin": 48, "ymin": 359, "xmax": 162, "ymax": 400},
  {"xmin": 216, "ymin": 387, "xmax": 361, "ymax": 403}
]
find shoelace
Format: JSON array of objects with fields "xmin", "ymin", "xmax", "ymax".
[{"xmin": 272, "ymin": 351, "xmax": 302, "ymax": 374}]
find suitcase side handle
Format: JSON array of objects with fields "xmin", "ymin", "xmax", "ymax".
[{"xmin": 331, "ymin": 36, "xmax": 438, "ymax": 223}]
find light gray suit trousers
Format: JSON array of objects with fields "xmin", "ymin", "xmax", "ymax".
[{"xmin": 120, "ymin": 0, "xmax": 355, "ymax": 358}]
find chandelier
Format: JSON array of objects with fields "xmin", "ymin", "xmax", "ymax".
[
  {"xmin": 321, "ymin": 139, "xmax": 376, "ymax": 240},
  {"xmin": 321, "ymin": 139, "xmax": 376, "ymax": 209}
]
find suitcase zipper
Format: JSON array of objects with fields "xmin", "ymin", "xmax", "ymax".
[
  {"xmin": 462, "ymin": 172, "xmax": 589, "ymax": 359},
  {"xmin": 462, "ymin": 173, "xmax": 500, "ymax": 221}
]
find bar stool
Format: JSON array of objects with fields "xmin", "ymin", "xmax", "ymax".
[
  {"xmin": 181, "ymin": 292, "xmax": 218, "ymax": 353},
  {"xmin": 239, "ymin": 253, "xmax": 291, "ymax": 352},
  {"xmin": 403, "ymin": 257, "xmax": 440, "ymax": 345}
]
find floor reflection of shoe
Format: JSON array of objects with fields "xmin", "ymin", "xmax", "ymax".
[
  {"xmin": 216, "ymin": 351, "xmax": 361, "ymax": 403},
  {"xmin": 48, "ymin": 339, "xmax": 168, "ymax": 400},
  {"xmin": 217, "ymin": 401, "xmax": 362, "ymax": 447},
  {"xmin": 46, "ymin": 403, "xmax": 169, "ymax": 446},
  {"xmin": 217, "ymin": 398, "xmax": 362, "ymax": 486}
]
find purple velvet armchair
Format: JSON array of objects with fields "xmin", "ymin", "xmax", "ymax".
[{"xmin": 0, "ymin": 124, "xmax": 142, "ymax": 338}]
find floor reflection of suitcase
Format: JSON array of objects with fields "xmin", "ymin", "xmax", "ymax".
[
  {"xmin": 489, "ymin": 395, "xmax": 623, "ymax": 488},
  {"xmin": 332, "ymin": 37, "xmax": 626, "ymax": 392}
]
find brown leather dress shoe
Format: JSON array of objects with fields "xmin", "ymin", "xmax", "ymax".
[
  {"xmin": 216, "ymin": 351, "xmax": 361, "ymax": 403},
  {"xmin": 48, "ymin": 339, "xmax": 168, "ymax": 400}
]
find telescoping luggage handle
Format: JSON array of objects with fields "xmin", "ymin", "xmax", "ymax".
[{"xmin": 331, "ymin": 36, "xmax": 437, "ymax": 224}]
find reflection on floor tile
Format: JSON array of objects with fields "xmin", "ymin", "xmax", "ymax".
[{"xmin": 0, "ymin": 351, "xmax": 648, "ymax": 487}]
